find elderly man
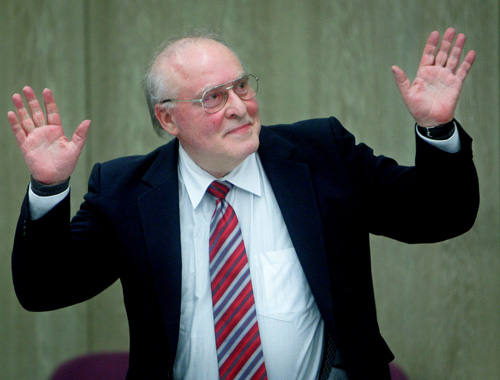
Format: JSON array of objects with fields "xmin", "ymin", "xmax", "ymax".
[{"xmin": 9, "ymin": 28, "xmax": 478, "ymax": 380}]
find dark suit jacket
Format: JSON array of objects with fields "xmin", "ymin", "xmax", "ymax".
[{"xmin": 13, "ymin": 117, "xmax": 479, "ymax": 380}]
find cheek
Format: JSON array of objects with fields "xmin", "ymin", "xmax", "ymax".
[
  {"xmin": 185, "ymin": 117, "xmax": 223, "ymax": 148},
  {"xmin": 203, "ymin": 114, "xmax": 226, "ymax": 134},
  {"xmin": 246, "ymin": 99, "xmax": 260, "ymax": 117}
]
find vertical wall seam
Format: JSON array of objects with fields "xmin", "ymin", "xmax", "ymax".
[{"xmin": 82, "ymin": 0, "xmax": 93, "ymax": 353}]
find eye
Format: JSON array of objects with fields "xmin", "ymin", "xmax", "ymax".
[
  {"xmin": 235, "ymin": 79, "xmax": 248, "ymax": 93},
  {"xmin": 203, "ymin": 89, "xmax": 225, "ymax": 107}
]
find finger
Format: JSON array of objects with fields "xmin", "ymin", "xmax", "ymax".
[
  {"xmin": 420, "ymin": 31, "xmax": 440, "ymax": 67},
  {"xmin": 22, "ymin": 86, "xmax": 47, "ymax": 128},
  {"xmin": 445, "ymin": 33, "xmax": 466, "ymax": 73},
  {"xmin": 42, "ymin": 88, "xmax": 62, "ymax": 126},
  {"xmin": 456, "ymin": 50, "xmax": 476, "ymax": 82},
  {"xmin": 12, "ymin": 92, "xmax": 36, "ymax": 133},
  {"xmin": 72, "ymin": 120, "xmax": 91, "ymax": 151},
  {"xmin": 7, "ymin": 110, "xmax": 27, "ymax": 147},
  {"xmin": 435, "ymin": 28, "xmax": 456, "ymax": 66}
]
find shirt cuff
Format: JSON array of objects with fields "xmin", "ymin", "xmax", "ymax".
[
  {"xmin": 416, "ymin": 122, "xmax": 461, "ymax": 153},
  {"xmin": 28, "ymin": 184, "xmax": 70, "ymax": 220}
]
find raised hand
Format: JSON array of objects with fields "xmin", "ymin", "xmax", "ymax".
[
  {"xmin": 392, "ymin": 28, "xmax": 476, "ymax": 127},
  {"xmin": 8, "ymin": 86, "xmax": 90, "ymax": 185}
]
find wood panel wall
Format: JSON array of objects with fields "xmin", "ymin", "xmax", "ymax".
[{"xmin": 1, "ymin": 1, "xmax": 498, "ymax": 379}]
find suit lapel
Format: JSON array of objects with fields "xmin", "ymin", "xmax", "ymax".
[
  {"xmin": 137, "ymin": 139, "xmax": 182, "ymax": 354},
  {"xmin": 258, "ymin": 128, "xmax": 335, "ymax": 328}
]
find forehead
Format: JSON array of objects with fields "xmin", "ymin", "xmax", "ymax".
[{"xmin": 159, "ymin": 39, "xmax": 244, "ymax": 96}]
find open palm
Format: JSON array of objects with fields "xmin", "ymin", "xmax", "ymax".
[
  {"xmin": 8, "ymin": 86, "xmax": 90, "ymax": 185},
  {"xmin": 392, "ymin": 28, "xmax": 476, "ymax": 127}
]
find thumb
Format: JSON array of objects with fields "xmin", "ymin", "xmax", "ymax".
[
  {"xmin": 391, "ymin": 65, "xmax": 410, "ymax": 95},
  {"xmin": 72, "ymin": 120, "xmax": 91, "ymax": 150}
]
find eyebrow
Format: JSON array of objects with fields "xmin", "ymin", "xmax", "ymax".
[{"xmin": 197, "ymin": 72, "xmax": 247, "ymax": 97}]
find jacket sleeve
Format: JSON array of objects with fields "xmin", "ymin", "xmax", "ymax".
[
  {"xmin": 338, "ymin": 119, "xmax": 480, "ymax": 243},
  {"xmin": 12, "ymin": 164, "xmax": 119, "ymax": 312}
]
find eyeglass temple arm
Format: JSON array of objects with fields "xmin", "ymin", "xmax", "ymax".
[{"xmin": 160, "ymin": 99, "xmax": 202, "ymax": 104}]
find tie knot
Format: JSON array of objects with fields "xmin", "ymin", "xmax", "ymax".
[{"xmin": 207, "ymin": 181, "xmax": 231, "ymax": 200}]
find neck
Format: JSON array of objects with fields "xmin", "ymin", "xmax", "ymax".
[
  {"xmin": 178, "ymin": 143, "xmax": 252, "ymax": 179},
  {"xmin": 199, "ymin": 160, "xmax": 239, "ymax": 179}
]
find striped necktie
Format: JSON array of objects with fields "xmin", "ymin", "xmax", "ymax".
[{"xmin": 207, "ymin": 181, "xmax": 268, "ymax": 380}]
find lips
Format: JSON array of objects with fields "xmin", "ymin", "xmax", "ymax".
[{"xmin": 225, "ymin": 121, "xmax": 253, "ymax": 135}]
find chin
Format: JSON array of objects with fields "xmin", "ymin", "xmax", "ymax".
[
  {"xmin": 244, "ymin": 135, "xmax": 260, "ymax": 155},
  {"xmin": 231, "ymin": 139, "xmax": 260, "ymax": 163}
]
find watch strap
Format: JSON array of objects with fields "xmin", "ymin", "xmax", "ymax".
[{"xmin": 417, "ymin": 120, "xmax": 455, "ymax": 140}]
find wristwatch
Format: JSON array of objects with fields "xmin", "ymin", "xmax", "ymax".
[
  {"xmin": 417, "ymin": 120, "xmax": 455, "ymax": 140},
  {"xmin": 31, "ymin": 176, "xmax": 70, "ymax": 196}
]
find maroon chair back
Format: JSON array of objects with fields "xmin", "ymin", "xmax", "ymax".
[
  {"xmin": 51, "ymin": 352, "xmax": 407, "ymax": 380},
  {"xmin": 50, "ymin": 352, "xmax": 129, "ymax": 380},
  {"xmin": 390, "ymin": 361, "xmax": 410, "ymax": 380}
]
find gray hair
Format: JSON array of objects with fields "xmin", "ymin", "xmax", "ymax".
[{"xmin": 142, "ymin": 28, "xmax": 235, "ymax": 137}]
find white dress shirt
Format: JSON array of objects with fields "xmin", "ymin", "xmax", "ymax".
[{"xmin": 173, "ymin": 144, "xmax": 324, "ymax": 380}]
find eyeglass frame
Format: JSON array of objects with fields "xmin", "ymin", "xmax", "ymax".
[{"xmin": 159, "ymin": 73, "xmax": 259, "ymax": 114}]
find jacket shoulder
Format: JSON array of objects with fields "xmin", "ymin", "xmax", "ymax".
[
  {"xmin": 88, "ymin": 139, "xmax": 178, "ymax": 197},
  {"xmin": 262, "ymin": 117, "xmax": 342, "ymax": 138},
  {"xmin": 101, "ymin": 139, "xmax": 175, "ymax": 175},
  {"xmin": 260, "ymin": 117, "xmax": 363, "ymax": 161}
]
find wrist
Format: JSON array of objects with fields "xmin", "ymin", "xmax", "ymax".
[
  {"xmin": 31, "ymin": 176, "xmax": 70, "ymax": 196},
  {"xmin": 416, "ymin": 120, "xmax": 456, "ymax": 140}
]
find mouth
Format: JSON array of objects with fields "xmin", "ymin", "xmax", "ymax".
[{"xmin": 225, "ymin": 122, "xmax": 252, "ymax": 136}]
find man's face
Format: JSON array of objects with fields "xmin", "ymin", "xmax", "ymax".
[{"xmin": 156, "ymin": 40, "xmax": 261, "ymax": 178}]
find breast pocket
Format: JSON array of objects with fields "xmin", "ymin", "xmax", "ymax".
[{"xmin": 253, "ymin": 248, "xmax": 314, "ymax": 322}]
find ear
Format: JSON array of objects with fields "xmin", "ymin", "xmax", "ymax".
[{"xmin": 155, "ymin": 104, "xmax": 180, "ymax": 136}]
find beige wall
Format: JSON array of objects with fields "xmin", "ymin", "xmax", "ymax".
[{"xmin": 1, "ymin": 1, "xmax": 498, "ymax": 379}]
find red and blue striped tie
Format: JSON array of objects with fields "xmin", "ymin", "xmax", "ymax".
[{"xmin": 207, "ymin": 181, "xmax": 268, "ymax": 380}]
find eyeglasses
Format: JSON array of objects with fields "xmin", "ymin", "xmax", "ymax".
[{"xmin": 160, "ymin": 74, "xmax": 259, "ymax": 114}]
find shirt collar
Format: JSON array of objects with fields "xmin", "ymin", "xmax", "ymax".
[{"xmin": 178, "ymin": 143, "xmax": 262, "ymax": 209}]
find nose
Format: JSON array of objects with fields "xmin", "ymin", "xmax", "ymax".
[{"xmin": 224, "ymin": 88, "xmax": 247, "ymax": 118}]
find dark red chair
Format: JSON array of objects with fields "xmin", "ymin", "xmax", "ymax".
[
  {"xmin": 50, "ymin": 352, "xmax": 408, "ymax": 380},
  {"xmin": 50, "ymin": 352, "xmax": 129, "ymax": 380},
  {"xmin": 390, "ymin": 361, "xmax": 410, "ymax": 380}
]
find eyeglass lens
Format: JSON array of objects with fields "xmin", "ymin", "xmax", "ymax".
[{"xmin": 202, "ymin": 75, "xmax": 258, "ymax": 112}]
